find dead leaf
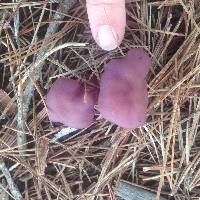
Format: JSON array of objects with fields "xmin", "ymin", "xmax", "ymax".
[
  {"xmin": 0, "ymin": 89, "xmax": 16, "ymax": 115},
  {"xmin": 36, "ymin": 137, "xmax": 49, "ymax": 176}
]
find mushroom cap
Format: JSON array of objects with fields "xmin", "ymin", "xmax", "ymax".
[
  {"xmin": 98, "ymin": 48, "xmax": 150, "ymax": 128},
  {"xmin": 46, "ymin": 78, "xmax": 97, "ymax": 129},
  {"xmin": 126, "ymin": 48, "xmax": 150, "ymax": 78}
]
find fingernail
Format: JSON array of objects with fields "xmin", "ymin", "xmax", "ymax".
[{"xmin": 98, "ymin": 25, "xmax": 118, "ymax": 51}]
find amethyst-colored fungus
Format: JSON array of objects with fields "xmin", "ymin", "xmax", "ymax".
[
  {"xmin": 46, "ymin": 78, "xmax": 98, "ymax": 129},
  {"xmin": 98, "ymin": 48, "xmax": 150, "ymax": 128}
]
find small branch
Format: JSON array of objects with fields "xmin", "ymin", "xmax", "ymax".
[
  {"xmin": 12, "ymin": 0, "xmax": 20, "ymax": 47},
  {"xmin": 16, "ymin": 0, "xmax": 77, "ymax": 151},
  {"xmin": 0, "ymin": 179, "xmax": 9, "ymax": 200},
  {"xmin": 0, "ymin": 161, "xmax": 22, "ymax": 200},
  {"xmin": 116, "ymin": 181, "xmax": 167, "ymax": 200}
]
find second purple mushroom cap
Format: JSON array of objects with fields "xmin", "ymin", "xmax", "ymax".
[{"xmin": 98, "ymin": 48, "xmax": 150, "ymax": 128}]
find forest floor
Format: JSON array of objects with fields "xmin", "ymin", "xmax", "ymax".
[{"xmin": 0, "ymin": 0, "xmax": 200, "ymax": 199}]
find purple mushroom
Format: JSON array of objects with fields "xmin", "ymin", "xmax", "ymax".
[
  {"xmin": 46, "ymin": 78, "xmax": 98, "ymax": 129},
  {"xmin": 98, "ymin": 48, "xmax": 150, "ymax": 128}
]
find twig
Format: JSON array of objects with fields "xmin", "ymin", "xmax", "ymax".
[
  {"xmin": 50, "ymin": 127, "xmax": 77, "ymax": 143},
  {"xmin": 0, "ymin": 161, "xmax": 22, "ymax": 200},
  {"xmin": 16, "ymin": 0, "xmax": 77, "ymax": 153},
  {"xmin": 0, "ymin": 179, "xmax": 9, "ymax": 200},
  {"xmin": 12, "ymin": 0, "xmax": 20, "ymax": 47}
]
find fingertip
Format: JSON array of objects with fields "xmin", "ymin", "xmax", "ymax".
[
  {"xmin": 86, "ymin": 0, "xmax": 126, "ymax": 51},
  {"xmin": 97, "ymin": 25, "xmax": 118, "ymax": 51}
]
